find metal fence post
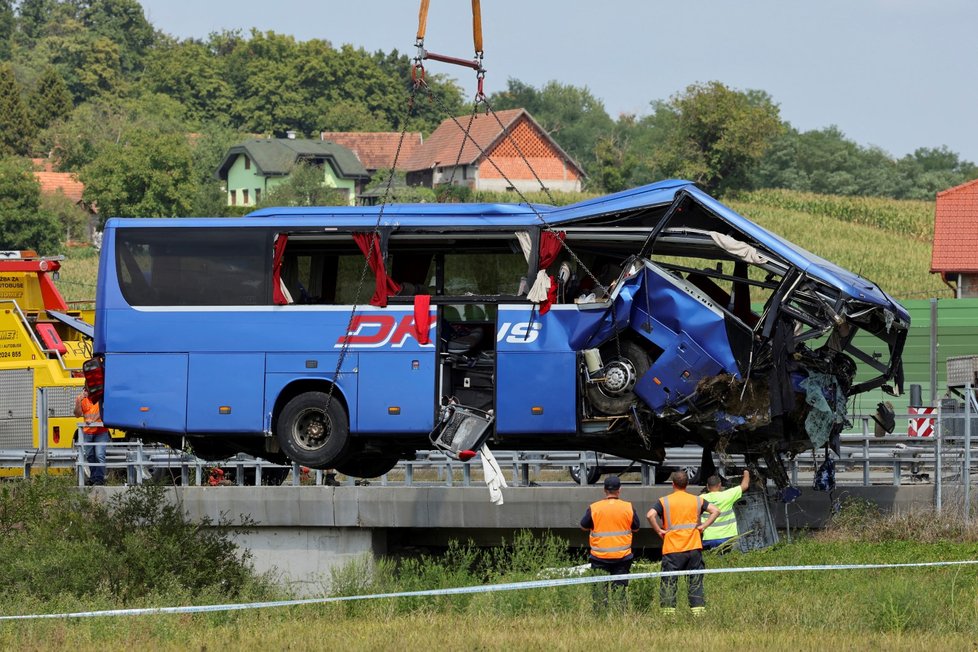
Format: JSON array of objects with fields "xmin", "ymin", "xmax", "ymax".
[
  {"xmin": 935, "ymin": 406, "xmax": 943, "ymax": 511},
  {"xmin": 862, "ymin": 419, "xmax": 870, "ymax": 486},
  {"xmin": 76, "ymin": 427, "xmax": 85, "ymax": 487},
  {"xmin": 929, "ymin": 298, "xmax": 938, "ymax": 406},
  {"xmin": 966, "ymin": 384, "xmax": 973, "ymax": 524}
]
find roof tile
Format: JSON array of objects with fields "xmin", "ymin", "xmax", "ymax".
[
  {"xmin": 34, "ymin": 171, "xmax": 84, "ymax": 205},
  {"xmin": 931, "ymin": 179, "xmax": 978, "ymax": 272},
  {"xmin": 320, "ymin": 132, "xmax": 423, "ymax": 171}
]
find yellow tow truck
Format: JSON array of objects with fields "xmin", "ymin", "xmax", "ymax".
[{"xmin": 0, "ymin": 250, "xmax": 116, "ymax": 474}]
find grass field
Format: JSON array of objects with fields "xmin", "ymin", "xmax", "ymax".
[
  {"xmin": 52, "ymin": 188, "xmax": 943, "ymax": 303},
  {"xmin": 1, "ymin": 536, "xmax": 976, "ymax": 650},
  {"xmin": 2, "ymin": 482, "xmax": 977, "ymax": 650}
]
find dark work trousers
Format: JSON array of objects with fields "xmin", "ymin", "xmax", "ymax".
[
  {"xmin": 659, "ymin": 549, "xmax": 705, "ymax": 608},
  {"xmin": 590, "ymin": 556, "xmax": 633, "ymax": 608}
]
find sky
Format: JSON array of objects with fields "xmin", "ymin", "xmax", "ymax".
[{"xmin": 139, "ymin": 0, "xmax": 978, "ymax": 163}]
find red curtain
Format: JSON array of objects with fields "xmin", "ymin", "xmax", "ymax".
[
  {"xmin": 353, "ymin": 232, "xmax": 401, "ymax": 307},
  {"xmin": 272, "ymin": 234, "xmax": 289, "ymax": 305},
  {"xmin": 537, "ymin": 230, "xmax": 565, "ymax": 315},
  {"xmin": 413, "ymin": 294, "xmax": 432, "ymax": 345}
]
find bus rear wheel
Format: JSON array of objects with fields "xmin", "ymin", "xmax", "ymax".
[{"xmin": 276, "ymin": 392, "xmax": 349, "ymax": 469}]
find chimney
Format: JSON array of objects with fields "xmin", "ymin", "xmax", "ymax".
[{"xmin": 286, "ymin": 130, "xmax": 297, "ymax": 140}]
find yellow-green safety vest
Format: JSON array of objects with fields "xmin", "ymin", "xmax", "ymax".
[{"xmin": 700, "ymin": 486, "xmax": 742, "ymax": 541}]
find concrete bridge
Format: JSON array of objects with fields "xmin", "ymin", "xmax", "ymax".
[{"xmin": 101, "ymin": 484, "xmax": 935, "ymax": 595}]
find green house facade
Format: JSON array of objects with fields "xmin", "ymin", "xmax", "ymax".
[{"xmin": 216, "ymin": 138, "xmax": 369, "ymax": 207}]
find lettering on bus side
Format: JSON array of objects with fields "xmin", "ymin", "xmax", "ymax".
[
  {"xmin": 497, "ymin": 322, "xmax": 541, "ymax": 344},
  {"xmin": 334, "ymin": 316, "xmax": 543, "ymax": 348},
  {"xmin": 335, "ymin": 315, "xmax": 436, "ymax": 349}
]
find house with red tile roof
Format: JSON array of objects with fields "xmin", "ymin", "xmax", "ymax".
[
  {"xmin": 319, "ymin": 132, "xmax": 424, "ymax": 173},
  {"xmin": 34, "ymin": 170, "xmax": 86, "ymax": 206},
  {"xmin": 322, "ymin": 108, "xmax": 584, "ymax": 196},
  {"xmin": 406, "ymin": 108, "xmax": 584, "ymax": 192},
  {"xmin": 931, "ymin": 178, "xmax": 978, "ymax": 297}
]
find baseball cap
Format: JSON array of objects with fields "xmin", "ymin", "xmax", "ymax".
[{"xmin": 603, "ymin": 475, "xmax": 621, "ymax": 490}]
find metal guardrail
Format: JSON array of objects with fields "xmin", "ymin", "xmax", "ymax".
[{"xmin": 0, "ymin": 411, "xmax": 961, "ymax": 489}]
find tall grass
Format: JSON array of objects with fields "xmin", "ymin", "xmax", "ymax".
[
  {"xmin": 54, "ymin": 246, "xmax": 100, "ymax": 305},
  {"xmin": 726, "ymin": 197, "xmax": 945, "ymax": 299},
  {"xmin": 731, "ymin": 188, "xmax": 935, "ymax": 241}
]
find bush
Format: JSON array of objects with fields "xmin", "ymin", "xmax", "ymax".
[{"xmin": 0, "ymin": 477, "xmax": 273, "ymax": 603}]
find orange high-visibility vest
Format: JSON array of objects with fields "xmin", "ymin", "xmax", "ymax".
[
  {"xmin": 80, "ymin": 396, "xmax": 108, "ymax": 435},
  {"xmin": 659, "ymin": 490, "xmax": 703, "ymax": 555},
  {"xmin": 589, "ymin": 498, "xmax": 635, "ymax": 559}
]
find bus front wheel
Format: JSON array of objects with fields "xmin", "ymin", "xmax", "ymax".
[{"xmin": 276, "ymin": 392, "xmax": 349, "ymax": 469}]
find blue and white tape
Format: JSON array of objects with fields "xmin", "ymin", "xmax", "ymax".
[{"xmin": 1, "ymin": 559, "xmax": 976, "ymax": 621}]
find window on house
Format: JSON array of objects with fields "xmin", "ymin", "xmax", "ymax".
[
  {"xmin": 244, "ymin": 156, "xmax": 251, "ymax": 170},
  {"xmin": 243, "ymin": 189, "xmax": 250, "ymax": 205},
  {"xmin": 255, "ymin": 188, "xmax": 261, "ymax": 204},
  {"xmin": 230, "ymin": 190, "xmax": 237, "ymax": 206}
]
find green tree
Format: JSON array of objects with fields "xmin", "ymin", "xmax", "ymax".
[
  {"xmin": 32, "ymin": 14, "xmax": 124, "ymax": 101},
  {"xmin": 0, "ymin": 63, "xmax": 35, "ymax": 156},
  {"xmin": 143, "ymin": 40, "xmax": 233, "ymax": 125},
  {"xmin": 752, "ymin": 125, "xmax": 900, "ymax": 197},
  {"xmin": 320, "ymin": 99, "xmax": 390, "ymax": 132},
  {"xmin": 40, "ymin": 91, "xmax": 188, "ymax": 171},
  {"xmin": 15, "ymin": 0, "xmax": 55, "ymax": 42},
  {"xmin": 593, "ymin": 134, "xmax": 639, "ymax": 193},
  {"xmin": 258, "ymin": 161, "xmax": 347, "ymax": 207},
  {"xmin": 28, "ymin": 66, "xmax": 73, "ymax": 132},
  {"xmin": 0, "ymin": 0, "xmax": 13, "ymax": 58},
  {"xmin": 77, "ymin": 0, "xmax": 155, "ymax": 73},
  {"xmin": 895, "ymin": 146, "xmax": 978, "ymax": 200},
  {"xmin": 80, "ymin": 131, "xmax": 198, "ymax": 221},
  {"xmin": 40, "ymin": 188, "xmax": 91, "ymax": 242},
  {"xmin": 0, "ymin": 157, "xmax": 61, "ymax": 253},
  {"xmin": 187, "ymin": 122, "xmax": 246, "ymax": 216},
  {"xmin": 649, "ymin": 81, "xmax": 783, "ymax": 195}
]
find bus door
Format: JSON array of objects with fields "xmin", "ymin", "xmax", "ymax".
[
  {"xmin": 495, "ymin": 303, "xmax": 577, "ymax": 434},
  {"xmin": 354, "ymin": 304, "xmax": 437, "ymax": 432},
  {"xmin": 439, "ymin": 302, "xmax": 497, "ymax": 416}
]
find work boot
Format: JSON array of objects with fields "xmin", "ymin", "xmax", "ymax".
[
  {"xmin": 691, "ymin": 606, "xmax": 706, "ymax": 617},
  {"xmin": 660, "ymin": 607, "xmax": 676, "ymax": 617},
  {"xmin": 324, "ymin": 473, "xmax": 339, "ymax": 486}
]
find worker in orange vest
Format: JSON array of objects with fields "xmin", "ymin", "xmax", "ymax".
[
  {"xmin": 74, "ymin": 386, "xmax": 110, "ymax": 486},
  {"xmin": 580, "ymin": 475, "xmax": 640, "ymax": 606},
  {"xmin": 647, "ymin": 470, "xmax": 720, "ymax": 615}
]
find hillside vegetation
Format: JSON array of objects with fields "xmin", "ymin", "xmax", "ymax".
[
  {"xmin": 726, "ymin": 190, "xmax": 945, "ymax": 299},
  {"xmin": 54, "ymin": 189, "xmax": 944, "ymax": 303}
]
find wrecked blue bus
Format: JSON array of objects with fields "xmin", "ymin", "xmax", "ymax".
[{"xmin": 92, "ymin": 180, "xmax": 908, "ymax": 491}]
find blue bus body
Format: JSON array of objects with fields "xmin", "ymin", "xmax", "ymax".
[{"xmin": 94, "ymin": 181, "xmax": 909, "ymax": 489}]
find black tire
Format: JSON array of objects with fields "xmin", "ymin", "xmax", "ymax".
[
  {"xmin": 585, "ymin": 339, "xmax": 651, "ymax": 415},
  {"xmin": 569, "ymin": 451, "xmax": 602, "ymax": 485},
  {"xmin": 275, "ymin": 391, "xmax": 349, "ymax": 469},
  {"xmin": 334, "ymin": 454, "xmax": 400, "ymax": 479}
]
